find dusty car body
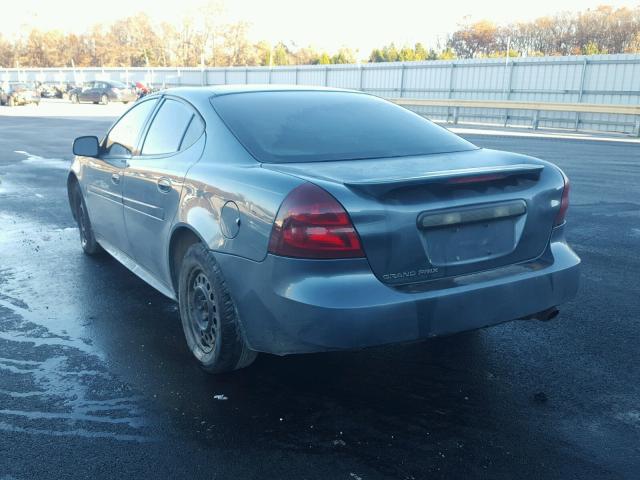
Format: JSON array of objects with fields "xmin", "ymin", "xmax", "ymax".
[
  {"xmin": 0, "ymin": 82, "xmax": 41, "ymax": 106},
  {"xmin": 67, "ymin": 86, "xmax": 580, "ymax": 373},
  {"xmin": 69, "ymin": 80, "xmax": 137, "ymax": 104}
]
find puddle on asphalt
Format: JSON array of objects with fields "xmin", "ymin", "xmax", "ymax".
[
  {"xmin": 0, "ymin": 214, "xmax": 153, "ymax": 442},
  {"xmin": 0, "ymin": 177, "xmax": 18, "ymax": 198},
  {"xmin": 13, "ymin": 150, "xmax": 71, "ymax": 170}
]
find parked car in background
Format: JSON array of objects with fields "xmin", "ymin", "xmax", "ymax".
[
  {"xmin": 66, "ymin": 86, "xmax": 580, "ymax": 374},
  {"xmin": 39, "ymin": 82, "xmax": 58, "ymax": 98},
  {"xmin": 69, "ymin": 80, "xmax": 137, "ymax": 104},
  {"xmin": 0, "ymin": 82, "xmax": 41, "ymax": 106},
  {"xmin": 135, "ymin": 81, "xmax": 150, "ymax": 96},
  {"xmin": 132, "ymin": 81, "xmax": 160, "ymax": 99},
  {"xmin": 39, "ymin": 82, "xmax": 75, "ymax": 99}
]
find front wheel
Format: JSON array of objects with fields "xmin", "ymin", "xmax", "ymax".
[
  {"xmin": 73, "ymin": 183, "xmax": 101, "ymax": 255},
  {"xmin": 7, "ymin": 97, "xmax": 15, "ymax": 107},
  {"xmin": 71, "ymin": 94, "xmax": 79, "ymax": 104},
  {"xmin": 178, "ymin": 243, "xmax": 257, "ymax": 373}
]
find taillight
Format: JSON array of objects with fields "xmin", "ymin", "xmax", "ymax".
[
  {"xmin": 555, "ymin": 174, "xmax": 570, "ymax": 226},
  {"xmin": 268, "ymin": 183, "xmax": 364, "ymax": 259}
]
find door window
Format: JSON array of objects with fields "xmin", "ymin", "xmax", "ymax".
[
  {"xmin": 141, "ymin": 99, "xmax": 197, "ymax": 156},
  {"xmin": 180, "ymin": 115, "xmax": 205, "ymax": 151},
  {"xmin": 104, "ymin": 99, "xmax": 157, "ymax": 156}
]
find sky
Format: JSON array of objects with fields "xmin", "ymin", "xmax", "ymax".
[{"xmin": 3, "ymin": 0, "xmax": 638, "ymax": 55}]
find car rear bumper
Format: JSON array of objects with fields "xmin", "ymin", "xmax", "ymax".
[
  {"xmin": 215, "ymin": 226, "xmax": 580, "ymax": 355},
  {"xmin": 113, "ymin": 92, "xmax": 138, "ymax": 103}
]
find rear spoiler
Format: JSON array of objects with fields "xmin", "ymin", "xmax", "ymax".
[{"xmin": 344, "ymin": 164, "xmax": 544, "ymax": 195}]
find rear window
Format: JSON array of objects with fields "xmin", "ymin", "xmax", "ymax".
[
  {"xmin": 211, "ymin": 91, "xmax": 476, "ymax": 163},
  {"xmin": 109, "ymin": 81, "xmax": 128, "ymax": 89}
]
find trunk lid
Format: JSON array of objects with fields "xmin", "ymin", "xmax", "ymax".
[{"xmin": 263, "ymin": 148, "xmax": 564, "ymax": 286}]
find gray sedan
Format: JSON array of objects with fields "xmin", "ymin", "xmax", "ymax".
[
  {"xmin": 67, "ymin": 86, "xmax": 580, "ymax": 374},
  {"xmin": 69, "ymin": 80, "xmax": 138, "ymax": 105}
]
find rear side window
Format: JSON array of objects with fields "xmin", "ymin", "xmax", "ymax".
[
  {"xmin": 211, "ymin": 91, "xmax": 476, "ymax": 163},
  {"xmin": 109, "ymin": 80, "xmax": 128, "ymax": 89},
  {"xmin": 142, "ymin": 99, "xmax": 196, "ymax": 156},
  {"xmin": 180, "ymin": 115, "xmax": 205, "ymax": 150},
  {"xmin": 104, "ymin": 99, "xmax": 157, "ymax": 156}
]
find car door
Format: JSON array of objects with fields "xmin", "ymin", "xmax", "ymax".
[
  {"xmin": 122, "ymin": 97, "xmax": 205, "ymax": 282},
  {"xmin": 78, "ymin": 82, "xmax": 93, "ymax": 102},
  {"xmin": 93, "ymin": 82, "xmax": 107, "ymax": 102},
  {"xmin": 97, "ymin": 82, "xmax": 110, "ymax": 101},
  {"xmin": 82, "ymin": 98, "xmax": 158, "ymax": 254},
  {"xmin": 89, "ymin": 82, "xmax": 101, "ymax": 102}
]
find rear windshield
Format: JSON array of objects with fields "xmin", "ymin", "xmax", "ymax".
[
  {"xmin": 211, "ymin": 91, "xmax": 476, "ymax": 163},
  {"xmin": 109, "ymin": 81, "xmax": 128, "ymax": 88}
]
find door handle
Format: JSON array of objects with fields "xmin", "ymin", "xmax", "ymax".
[
  {"xmin": 111, "ymin": 173, "xmax": 120, "ymax": 185},
  {"xmin": 157, "ymin": 177, "xmax": 172, "ymax": 193}
]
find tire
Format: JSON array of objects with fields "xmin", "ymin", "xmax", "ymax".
[
  {"xmin": 7, "ymin": 97, "xmax": 15, "ymax": 107},
  {"xmin": 178, "ymin": 243, "xmax": 257, "ymax": 373},
  {"xmin": 71, "ymin": 94, "xmax": 79, "ymax": 104},
  {"xmin": 72, "ymin": 183, "xmax": 101, "ymax": 255},
  {"xmin": 100, "ymin": 94, "xmax": 108, "ymax": 105}
]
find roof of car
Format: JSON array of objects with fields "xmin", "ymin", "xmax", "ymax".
[
  {"xmin": 135, "ymin": 85, "xmax": 372, "ymax": 114},
  {"xmin": 158, "ymin": 84, "xmax": 363, "ymax": 102}
]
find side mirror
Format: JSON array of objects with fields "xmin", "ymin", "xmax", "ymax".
[{"xmin": 73, "ymin": 136, "xmax": 100, "ymax": 157}]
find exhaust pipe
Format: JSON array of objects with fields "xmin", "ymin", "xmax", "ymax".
[{"xmin": 523, "ymin": 307, "xmax": 560, "ymax": 322}]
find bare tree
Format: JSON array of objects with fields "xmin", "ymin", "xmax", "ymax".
[{"xmin": 1, "ymin": 4, "xmax": 639, "ymax": 68}]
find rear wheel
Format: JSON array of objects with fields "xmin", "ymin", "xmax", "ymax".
[
  {"xmin": 73, "ymin": 183, "xmax": 101, "ymax": 255},
  {"xmin": 178, "ymin": 243, "xmax": 257, "ymax": 374},
  {"xmin": 7, "ymin": 97, "xmax": 15, "ymax": 107},
  {"xmin": 71, "ymin": 94, "xmax": 79, "ymax": 104},
  {"xmin": 100, "ymin": 94, "xmax": 108, "ymax": 105}
]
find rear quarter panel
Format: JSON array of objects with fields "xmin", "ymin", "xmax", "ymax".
[{"xmin": 174, "ymin": 106, "xmax": 303, "ymax": 262}]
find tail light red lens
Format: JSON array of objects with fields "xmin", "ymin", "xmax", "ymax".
[
  {"xmin": 268, "ymin": 183, "xmax": 365, "ymax": 259},
  {"xmin": 555, "ymin": 174, "xmax": 570, "ymax": 226}
]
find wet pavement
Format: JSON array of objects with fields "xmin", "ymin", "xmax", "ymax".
[{"xmin": 0, "ymin": 114, "xmax": 639, "ymax": 479}]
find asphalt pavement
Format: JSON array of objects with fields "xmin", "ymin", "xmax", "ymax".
[{"xmin": 0, "ymin": 109, "xmax": 639, "ymax": 479}]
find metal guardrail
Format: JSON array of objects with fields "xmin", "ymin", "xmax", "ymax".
[{"xmin": 391, "ymin": 98, "xmax": 640, "ymax": 136}]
